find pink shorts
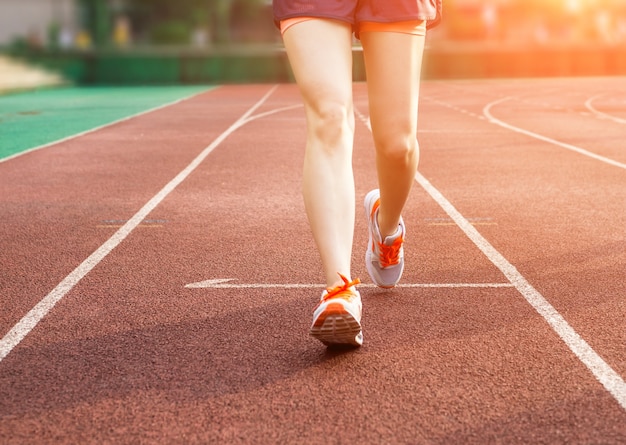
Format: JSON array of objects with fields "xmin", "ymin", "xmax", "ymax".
[
  {"xmin": 273, "ymin": 0, "xmax": 441, "ymax": 37},
  {"xmin": 280, "ymin": 17, "xmax": 426, "ymax": 37}
]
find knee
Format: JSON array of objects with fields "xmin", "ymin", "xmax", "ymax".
[
  {"xmin": 375, "ymin": 133, "xmax": 419, "ymax": 163},
  {"xmin": 308, "ymin": 101, "xmax": 354, "ymax": 148}
]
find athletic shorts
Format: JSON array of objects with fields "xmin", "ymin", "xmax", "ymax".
[
  {"xmin": 280, "ymin": 17, "xmax": 427, "ymax": 37},
  {"xmin": 273, "ymin": 0, "xmax": 442, "ymax": 37}
]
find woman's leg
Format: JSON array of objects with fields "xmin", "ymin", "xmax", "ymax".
[
  {"xmin": 360, "ymin": 30, "xmax": 426, "ymax": 238},
  {"xmin": 282, "ymin": 19, "xmax": 356, "ymax": 288}
]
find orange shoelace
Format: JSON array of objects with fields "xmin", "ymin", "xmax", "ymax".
[
  {"xmin": 369, "ymin": 198, "xmax": 403, "ymax": 268},
  {"xmin": 376, "ymin": 235, "xmax": 403, "ymax": 268},
  {"xmin": 322, "ymin": 273, "xmax": 361, "ymax": 302}
]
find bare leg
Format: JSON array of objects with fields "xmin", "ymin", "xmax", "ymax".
[
  {"xmin": 282, "ymin": 20, "xmax": 356, "ymax": 288},
  {"xmin": 361, "ymin": 31, "xmax": 426, "ymax": 238}
]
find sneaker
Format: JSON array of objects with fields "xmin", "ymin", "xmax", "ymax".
[
  {"xmin": 310, "ymin": 274, "xmax": 363, "ymax": 347},
  {"xmin": 364, "ymin": 189, "xmax": 405, "ymax": 288}
]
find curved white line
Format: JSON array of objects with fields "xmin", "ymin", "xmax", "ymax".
[
  {"xmin": 414, "ymin": 171, "xmax": 626, "ymax": 411},
  {"xmin": 242, "ymin": 104, "xmax": 303, "ymax": 124},
  {"xmin": 356, "ymin": 105, "xmax": 626, "ymax": 411},
  {"xmin": 585, "ymin": 93, "xmax": 626, "ymax": 124},
  {"xmin": 0, "ymin": 85, "xmax": 279, "ymax": 363},
  {"xmin": 484, "ymin": 97, "xmax": 626, "ymax": 170}
]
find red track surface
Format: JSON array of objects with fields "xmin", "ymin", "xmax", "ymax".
[{"xmin": 1, "ymin": 79, "xmax": 625, "ymax": 443}]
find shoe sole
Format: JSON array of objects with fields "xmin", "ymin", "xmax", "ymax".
[{"xmin": 310, "ymin": 302, "xmax": 363, "ymax": 347}]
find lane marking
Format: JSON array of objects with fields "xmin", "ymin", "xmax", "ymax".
[
  {"xmin": 0, "ymin": 85, "xmax": 279, "ymax": 363},
  {"xmin": 0, "ymin": 87, "xmax": 217, "ymax": 164},
  {"xmin": 416, "ymin": 172, "xmax": 626, "ymax": 410},
  {"xmin": 426, "ymin": 217, "xmax": 497, "ymax": 226},
  {"xmin": 428, "ymin": 222, "xmax": 497, "ymax": 226},
  {"xmin": 356, "ymin": 108, "xmax": 626, "ymax": 411},
  {"xmin": 585, "ymin": 93, "xmax": 626, "ymax": 125},
  {"xmin": 483, "ymin": 97, "xmax": 626, "ymax": 170},
  {"xmin": 240, "ymin": 104, "xmax": 303, "ymax": 124},
  {"xmin": 185, "ymin": 279, "xmax": 514, "ymax": 289},
  {"xmin": 96, "ymin": 224, "xmax": 163, "ymax": 228},
  {"xmin": 423, "ymin": 96, "xmax": 483, "ymax": 120},
  {"xmin": 97, "ymin": 218, "xmax": 168, "ymax": 228}
]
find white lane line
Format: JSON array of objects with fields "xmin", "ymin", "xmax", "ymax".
[
  {"xmin": 0, "ymin": 85, "xmax": 278, "ymax": 363},
  {"xmin": 483, "ymin": 97, "xmax": 626, "ymax": 170},
  {"xmin": 0, "ymin": 87, "xmax": 217, "ymax": 164},
  {"xmin": 241, "ymin": 104, "xmax": 303, "ymax": 124},
  {"xmin": 356, "ymin": 107, "xmax": 626, "ymax": 411},
  {"xmin": 185, "ymin": 279, "xmax": 514, "ymax": 289},
  {"xmin": 415, "ymin": 172, "xmax": 626, "ymax": 411},
  {"xmin": 585, "ymin": 93, "xmax": 626, "ymax": 124}
]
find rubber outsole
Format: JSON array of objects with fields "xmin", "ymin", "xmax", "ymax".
[{"xmin": 310, "ymin": 303, "xmax": 363, "ymax": 347}]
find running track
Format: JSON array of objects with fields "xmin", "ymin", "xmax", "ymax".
[{"xmin": 1, "ymin": 77, "xmax": 625, "ymax": 443}]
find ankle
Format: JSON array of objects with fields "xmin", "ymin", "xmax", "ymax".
[
  {"xmin": 377, "ymin": 213, "xmax": 400, "ymax": 239},
  {"xmin": 326, "ymin": 273, "xmax": 359, "ymax": 291}
]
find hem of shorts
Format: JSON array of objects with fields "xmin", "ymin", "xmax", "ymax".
[
  {"xmin": 273, "ymin": 14, "xmax": 355, "ymax": 30},
  {"xmin": 273, "ymin": 13, "xmax": 440, "ymax": 33},
  {"xmin": 275, "ymin": 14, "xmax": 436, "ymax": 24},
  {"xmin": 359, "ymin": 15, "xmax": 437, "ymax": 23},
  {"xmin": 377, "ymin": 16, "xmax": 439, "ymax": 31}
]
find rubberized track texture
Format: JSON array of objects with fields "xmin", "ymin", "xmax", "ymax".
[{"xmin": 1, "ymin": 78, "xmax": 625, "ymax": 444}]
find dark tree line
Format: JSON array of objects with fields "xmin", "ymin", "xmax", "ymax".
[{"xmin": 79, "ymin": 0, "xmax": 275, "ymax": 46}]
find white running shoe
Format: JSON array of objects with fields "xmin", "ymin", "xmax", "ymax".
[
  {"xmin": 364, "ymin": 189, "xmax": 405, "ymax": 288},
  {"xmin": 310, "ymin": 274, "xmax": 363, "ymax": 347}
]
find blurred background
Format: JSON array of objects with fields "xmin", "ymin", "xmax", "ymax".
[{"xmin": 1, "ymin": 0, "xmax": 626, "ymax": 86}]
